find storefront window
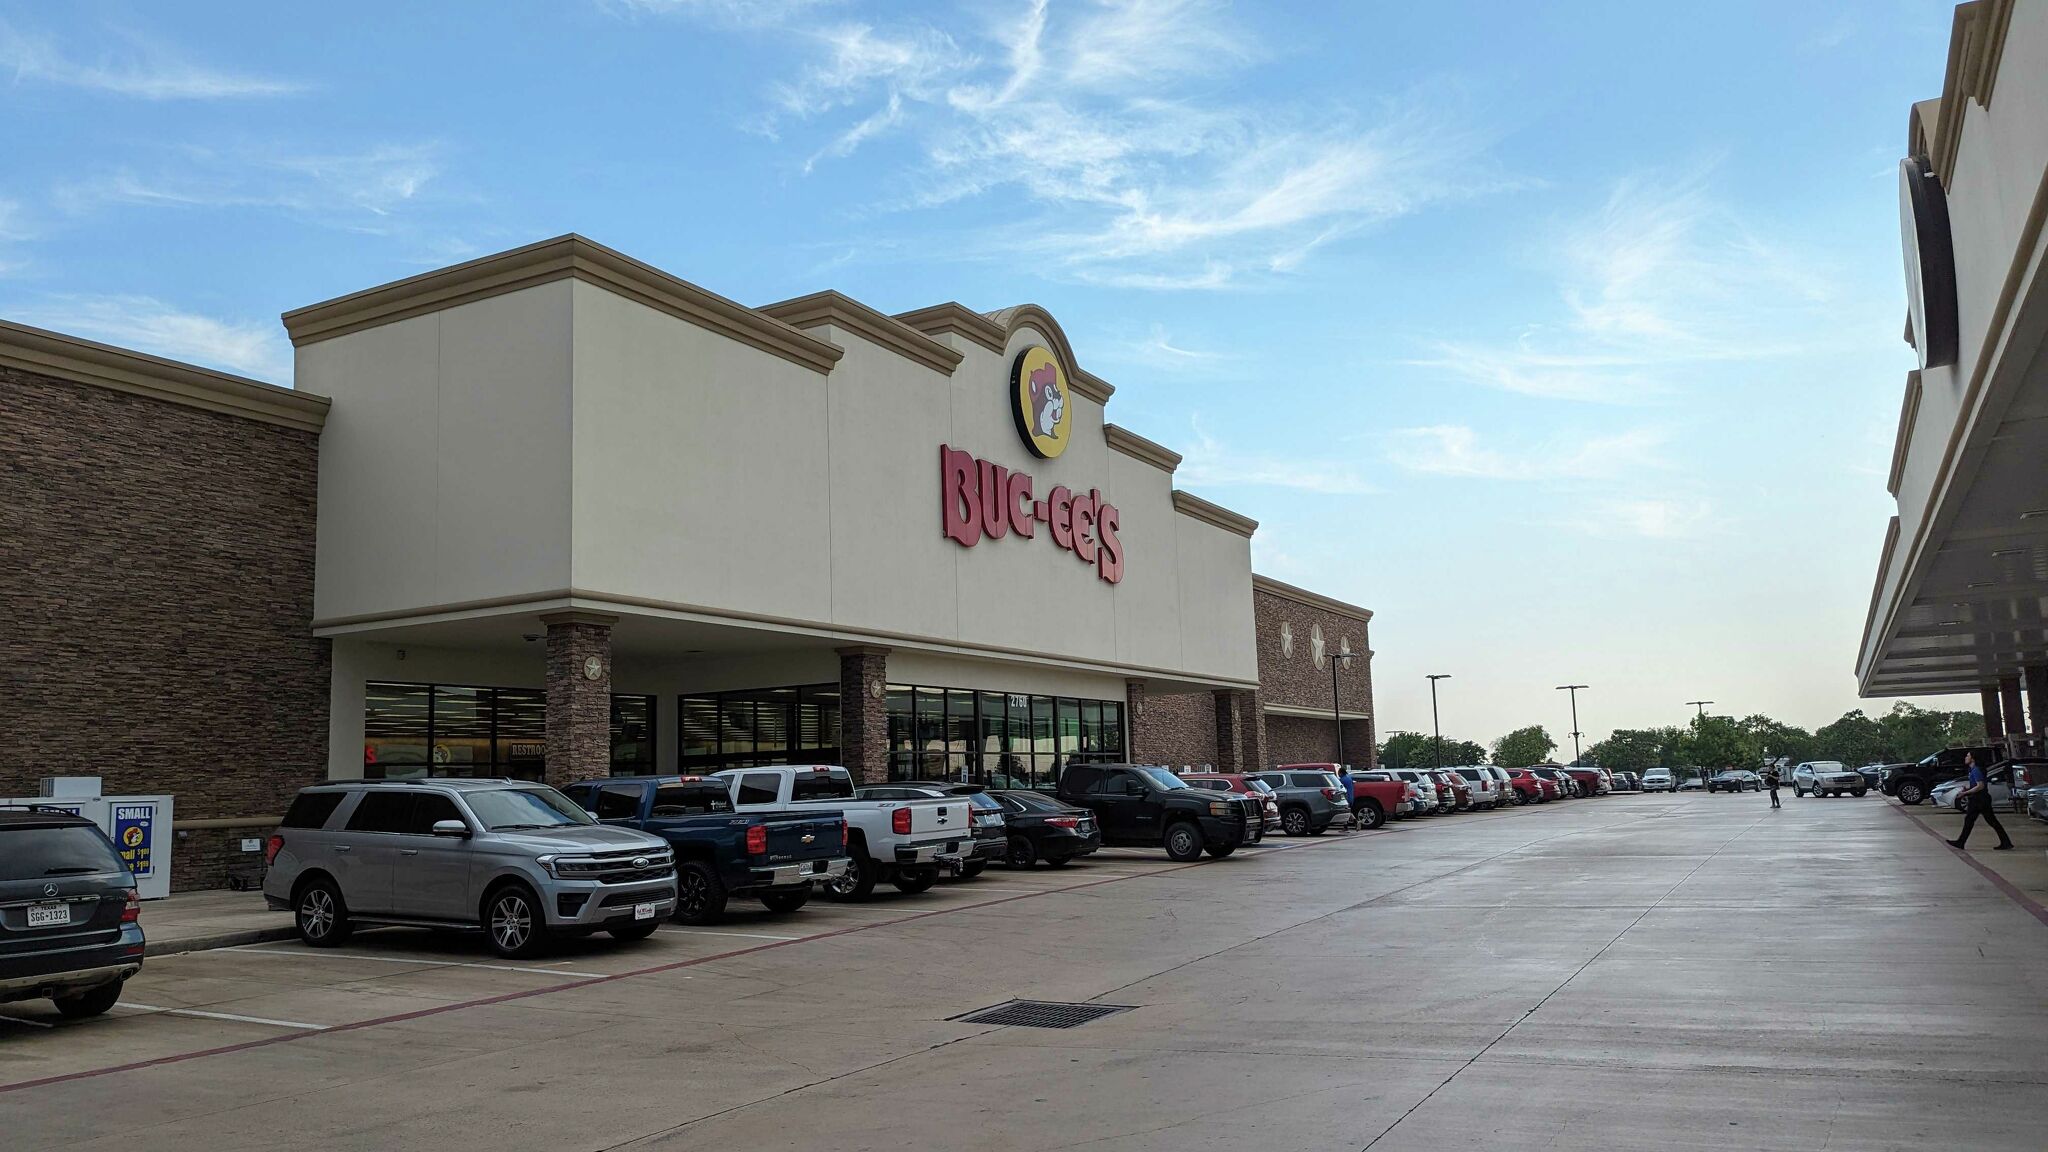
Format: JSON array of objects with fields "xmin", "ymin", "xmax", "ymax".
[
  {"xmin": 496, "ymin": 689, "xmax": 547, "ymax": 775},
  {"xmin": 434, "ymin": 686, "xmax": 492, "ymax": 774},
  {"xmin": 364, "ymin": 683, "xmax": 429, "ymax": 776},
  {"xmin": 361, "ymin": 682, "xmax": 654, "ymax": 782},
  {"xmin": 610, "ymin": 695, "xmax": 656, "ymax": 775},
  {"xmin": 679, "ymin": 683, "xmax": 843, "ymax": 772}
]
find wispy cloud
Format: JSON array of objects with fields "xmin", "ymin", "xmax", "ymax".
[
  {"xmin": 0, "ymin": 18, "xmax": 301, "ymax": 100},
  {"xmin": 6, "ymin": 295, "xmax": 288, "ymax": 380},
  {"xmin": 1420, "ymin": 164, "xmax": 1836, "ymax": 403},
  {"xmin": 650, "ymin": 0, "xmax": 1505, "ymax": 289},
  {"xmin": 1388, "ymin": 424, "xmax": 1666, "ymax": 482},
  {"xmin": 56, "ymin": 143, "xmax": 440, "ymax": 224},
  {"xmin": 1179, "ymin": 416, "xmax": 1378, "ymax": 496},
  {"xmin": 1561, "ymin": 496, "xmax": 1715, "ymax": 540}
]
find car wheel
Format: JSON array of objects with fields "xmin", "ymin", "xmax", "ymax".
[
  {"xmin": 294, "ymin": 876, "xmax": 353, "ymax": 948},
  {"xmin": 760, "ymin": 888, "xmax": 810, "ymax": 914},
  {"xmin": 1045, "ymin": 856, "xmax": 1071, "ymax": 867},
  {"xmin": 1852, "ymin": 789, "xmax": 1867, "ymax": 798},
  {"xmin": 53, "ymin": 981, "xmax": 125, "ymax": 1019},
  {"xmin": 608, "ymin": 920, "xmax": 659, "ymax": 942},
  {"xmin": 672, "ymin": 861, "xmax": 729, "ymax": 926},
  {"xmin": 1163, "ymin": 821, "xmax": 1205, "ymax": 862},
  {"xmin": 960, "ymin": 861, "xmax": 987, "ymax": 879},
  {"xmin": 1006, "ymin": 836, "xmax": 1037, "ymax": 868},
  {"xmin": 1204, "ymin": 843, "xmax": 1237, "ymax": 858},
  {"xmin": 892, "ymin": 866, "xmax": 938, "ymax": 894},
  {"xmin": 1281, "ymin": 807, "xmax": 1311, "ymax": 836},
  {"xmin": 484, "ymin": 883, "xmax": 550, "ymax": 960},
  {"xmin": 1898, "ymin": 781, "xmax": 1926, "ymax": 805},
  {"xmin": 825, "ymin": 853, "xmax": 877, "ymax": 901},
  {"xmin": 1356, "ymin": 802, "xmax": 1385, "ymax": 830}
]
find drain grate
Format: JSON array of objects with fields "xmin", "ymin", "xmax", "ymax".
[{"xmin": 950, "ymin": 1000, "xmax": 1134, "ymax": 1029}]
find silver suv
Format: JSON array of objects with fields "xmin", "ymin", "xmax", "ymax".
[{"xmin": 263, "ymin": 780, "xmax": 676, "ymax": 958}]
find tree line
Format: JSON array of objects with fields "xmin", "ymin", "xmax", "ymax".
[{"xmin": 1374, "ymin": 702, "xmax": 1986, "ymax": 773}]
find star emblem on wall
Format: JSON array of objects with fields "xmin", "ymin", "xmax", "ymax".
[
  {"xmin": 1310, "ymin": 623, "xmax": 1326, "ymax": 670},
  {"xmin": 1279, "ymin": 622, "xmax": 1294, "ymax": 658}
]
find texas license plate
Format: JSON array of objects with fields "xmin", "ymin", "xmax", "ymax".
[
  {"xmin": 633, "ymin": 902, "xmax": 656, "ymax": 921},
  {"xmin": 27, "ymin": 903, "xmax": 70, "ymax": 928}
]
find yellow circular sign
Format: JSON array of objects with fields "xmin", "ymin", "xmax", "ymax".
[
  {"xmin": 123, "ymin": 826, "xmax": 144, "ymax": 847},
  {"xmin": 1011, "ymin": 346, "xmax": 1071, "ymax": 459}
]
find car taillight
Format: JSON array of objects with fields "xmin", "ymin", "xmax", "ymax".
[
  {"xmin": 120, "ymin": 889, "xmax": 141, "ymax": 923},
  {"xmin": 745, "ymin": 825, "xmax": 768, "ymax": 855},
  {"xmin": 1322, "ymin": 787, "xmax": 1341, "ymax": 800},
  {"xmin": 892, "ymin": 807, "xmax": 911, "ymax": 835},
  {"xmin": 839, "ymin": 819, "xmax": 847, "ymax": 846},
  {"xmin": 1048, "ymin": 816, "xmax": 1079, "ymax": 828},
  {"xmin": 264, "ymin": 833, "xmax": 284, "ymax": 865}
]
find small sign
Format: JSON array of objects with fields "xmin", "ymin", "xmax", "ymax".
[
  {"xmin": 112, "ymin": 803, "xmax": 155, "ymax": 878},
  {"xmin": 241, "ymin": 838, "xmax": 262, "ymax": 853}
]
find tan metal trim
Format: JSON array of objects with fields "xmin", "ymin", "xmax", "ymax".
[
  {"xmin": 1887, "ymin": 372, "xmax": 1923, "ymax": 498},
  {"xmin": 313, "ymin": 588, "xmax": 1263, "ymax": 690},
  {"xmin": 1930, "ymin": 0, "xmax": 2015, "ymax": 188},
  {"xmin": 1252, "ymin": 574, "xmax": 1374, "ymax": 622},
  {"xmin": 983, "ymin": 303, "xmax": 1115, "ymax": 404},
  {"xmin": 892, "ymin": 302, "xmax": 1006, "ymax": 353},
  {"xmin": 1263, "ymin": 703, "xmax": 1372, "ymax": 721},
  {"xmin": 171, "ymin": 817, "xmax": 282, "ymax": 831},
  {"xmin": 280, "ymin": 234, "xmax": 845, "ymax": 374},
  {"xmin": 0, "ymin": 318, "xmax": 329, "ymax": 433},
  {"xmin": 759, "ymin": 291, "xmax": 963, "ymax": 375},
  {"xmin": 1103, "ymin": 423, "xmax": 1182, "ymax": 472},
  {"xmin": 1858, "ymin": 516, "xmax": 1902, "ymax": 684},
  {"xmin": 1863, "ymin": 141, "xmax": 2048, "ymax": 695},
  {"xmin": 1171, "ymin": 490, "xmax": 1258, "ymax": 538}
]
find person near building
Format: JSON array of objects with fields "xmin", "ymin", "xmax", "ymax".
[
  {"xmin": 1337, "ymin": 764, "xmax": 1356, "ymax": 830},
  {"xmin": 1762, "ymin": 764, "xmax": 1781, "ymax": 810},
  {"xmin": 1950, "ymin": 752, "xmax": 2014, "ymax": 851}
]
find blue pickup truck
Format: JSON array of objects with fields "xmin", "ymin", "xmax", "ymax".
[{"xmin": 562, "ymin": 777, "xmax": 850, "ymax": 925}]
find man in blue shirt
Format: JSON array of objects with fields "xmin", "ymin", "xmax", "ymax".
[
  {"xmin": 1336, "ymin": 765, "xmax": 1355, "ymax": 830},
  {"xmin": 1949, "ymin": 752, "xmax": 2014, "ymax": 851}
]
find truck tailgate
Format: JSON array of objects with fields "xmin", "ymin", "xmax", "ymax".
[
  {"xmin": 900, "ymin": 796, "xmax": 971, "ymax": 841},
  {"xmin": 756, "ymin": 810, "xmax": 846, "ymax": 864}
]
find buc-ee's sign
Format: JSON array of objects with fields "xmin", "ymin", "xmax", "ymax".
[{"xmin": 939, "ymin": 345, "xmax": 1125, "ymax": 584}]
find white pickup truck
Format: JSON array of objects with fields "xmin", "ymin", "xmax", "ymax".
[{"xmin": 713, "ymin": 766, "xmax": 972, "ymax": 901}]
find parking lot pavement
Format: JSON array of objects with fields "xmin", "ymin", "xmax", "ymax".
[{"xmin": 6, "ymin": 794, "xmax": 2048, "ymax": 1150}]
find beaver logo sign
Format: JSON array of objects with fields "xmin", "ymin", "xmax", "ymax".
[{"xmin": 1011, "ymin": 346, "xmax": 1070, "ymax": 459}]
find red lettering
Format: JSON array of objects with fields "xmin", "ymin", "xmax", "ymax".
[
  {"xmin": 940, "ymin": 445, "xmax": 981, "ymax": 547},
  {"xmin": 1096, "ymin": 501, "xmax": 1123, "ymax": 583},
  {"xmin": 1047, "ymin": 486, "xmax": 1074, "ymax": 549},
  {"xmin": 977, "ymin": 459, "xmax": 1010, "ymax": 540},
  {"xmin": 1071, "ymin": 490, "xmax": 1097, "ymax": 564},
  {"xmin": 1006, "ymin": 471, "xmax": 1035, "ymax": 538}
]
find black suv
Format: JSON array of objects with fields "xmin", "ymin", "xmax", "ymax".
[
  {"xmin": 1, "ymin": 808, "xmax": 145, "ymax": 1018},
  {"xmin": 1880, "ymin": 745, "xmax": 2000, "ymax": 805},
  {"xmin": 1055, "ymin": 764, "xmax": 1260, "ymax": 861}
]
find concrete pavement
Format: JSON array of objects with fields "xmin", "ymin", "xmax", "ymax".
[{"xmin": 3, "ymin": 792, "xmax": 2046, "ymax": 1150}]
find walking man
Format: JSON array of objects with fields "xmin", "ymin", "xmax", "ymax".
[
  {"xmin": 1336, "ymin": 764, "xmax": 1356, "ymax": 831},
  {"xmin": 1949, "ymin": 752, "xmax": 2015, "ymax": 851},
  {"xmin": 1762, "ymin": 763, "xmax": 1782, "ymax": 809}
]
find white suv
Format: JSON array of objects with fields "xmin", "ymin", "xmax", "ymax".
[
  {"xmin": 1452, "ymin": 766, "xmax": 1502, "ymax": 809},
  {"xmin": 1640, "ymin": 768, "xmax": 1676, "ymax": 792}
]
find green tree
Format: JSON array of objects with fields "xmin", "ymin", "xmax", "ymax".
[
  {"xmin": 1875, "ymin": 702, "xmax": 1986, "ymax": 762},
  {"xmin": 1378, "ymin": 731, "xmax": 1487, "ymax": 771},
  {"xmin": 1738, "ymin": 715, "xmax": 1813, "ymax": 764},
  {"xmin": 1678, "ymin": 714, "xmax": 1757, "ymax": 771},
  {"xmin": 1586, "ymin": 727, "xmax": 1683, "ymax": 772},
  {"xmin": 1491, "ymin": 725, "xmax": 1557, "ymax": 768},
  {"xmin": 1813, "ymin": 709, "xmax": 1884, "ymax": 766}
]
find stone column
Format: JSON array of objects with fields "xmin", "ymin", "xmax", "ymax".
[
  {"xmin": 1981, "ymin": 684, "xmax": 2006, "ymax": 741},
  {"xmin": 542, "ymin": 611, "xmax": 617, "ymax": 788},
  {"xmin": 1124, "ymin": 679, "xmax": 1146, "ymax": 760},
  {"xmin": 838, "ymin": 646, "xmax": 891, "ymax": 784},
  {"xmin": 2001, "ymin": 676, "xmax": 2026, "ymax": 743},
  {"xmin": 2027, "ymin": 665, "xmax": 2048, "ymax": 739},
  {"xmin": 1213, "ymin": 689, "xmax": 1245, "ymax": 770},
  {"xmin": 1239, "ymin": 691, "xmax": 1269, "ymax": 772}
]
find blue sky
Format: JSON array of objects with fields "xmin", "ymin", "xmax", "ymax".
[{"xmin": 0, "ymin": 1, "xmax": 1961, "ymax": 748}]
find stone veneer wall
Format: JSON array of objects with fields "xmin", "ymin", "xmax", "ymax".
[
  {"xmin": 1131, "ymin": 689, "xmax": 1221, "ymax": 770},
  {"xmin": 1253, "ymin": 582, "xmax": 1376, "ymax": 770},
  {"xmin": 0, "ymin": 365, "xmax": 328, "ymax": 891}
]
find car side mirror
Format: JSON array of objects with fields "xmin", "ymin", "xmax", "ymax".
[{"xmin": 431, "ymin": 819, "xmax": 471, "ymax": 838}]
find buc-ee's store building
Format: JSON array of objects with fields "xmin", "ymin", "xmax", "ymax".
[{"xmin": 1, "ymin": 235, "xmax": 1376, "ymax": 890}]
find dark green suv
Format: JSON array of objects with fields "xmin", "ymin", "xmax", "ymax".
[{"xmin": 0, "ymin": 808, "xmax": 144, "ymax": 1018}]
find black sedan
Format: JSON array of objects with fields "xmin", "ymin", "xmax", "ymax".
[
  {"xmin": 1705, "ymin": 770, "xmax": 1762, "ymax": 793},
  {"xmin": 990, "ymin": 790, "xmax": 1101, "ymax": 867}
]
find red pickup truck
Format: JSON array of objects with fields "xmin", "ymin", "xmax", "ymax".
[{"xmin": 1333, "ymin": 769, "xmax": 1407, "ymax": 829}]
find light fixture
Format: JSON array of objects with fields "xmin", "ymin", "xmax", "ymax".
[
  {"xmin": 1937, "ymin": 619, "xmax": 1964, "ymax": 626},
  {"xmin": 1967, "ymin": 581, "xmax": 1995, "ymax": 589},
  {"xmin": 522, "ymin": 633, "xmax": 542, "ymax": 643},
  {"xmin": 1991, "ymin": 547, "xmax": 2027, "ymax": 557},
  {"xmin": 2020, "ymin": 509, "xmax": 2048, "ymax": 520}
]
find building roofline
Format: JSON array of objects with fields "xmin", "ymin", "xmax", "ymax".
[
  {"xmin": 1171, "ymin": 490, "xmax": 1257, "ymax": 538},
  {"xmin": 1104, "ymin": 423, "xmax": 1182, "ymax": 472},
  {"xmin": 759, "ymin": 290, "xmax": 963, "ymax": 376},
  {"xmin": 1252, "ymin": 573, "xmax": 1374, "ymax": 622},
  {"xmin": 0, "ymin": 318, "xmax": 329, "ymax": 433},
  {"xmin": 280, "ymin": 234, "xmax": 845, "ymax": 375},
  {"xmin": 894, "ymin": 301, "xmax": 1006, "ymax": 354}
]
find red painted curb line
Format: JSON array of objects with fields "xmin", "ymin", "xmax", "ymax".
[
  {"xmin": 1890, "ymin": 800, "xmax": 2048, "ymax": 931},
  {"xmin": 1, "ymin": 833, "xmax": 1367, "ymax": 1094}
]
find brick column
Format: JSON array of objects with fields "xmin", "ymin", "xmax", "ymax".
[
  {"xmin": 1982, "ymin": 684, "xmax": 2006, "ymax": 741},
  {"xmin": 2027, "ymin": 665, "xmax": 2048, "ymax": 739},
  {"xmin": 2001, "ymin": 676, "xmax": 2026, "ymax": 743},
  {"xmin": 1239, "ymin": 691, "xmax": 1268, "ymax": 772},
  {"xmin": 1124, "ymin": 679, "xmax": 1146, "ymax": 759},
  {"xmin": 542, "ymin": 611, "xmax": 617, "ymax": 788},
  {"xmin": 1340, "ymin": 718, "xmax": 1375, "ymax": 769},
  {"xmin": 838, "ymin": 646, "xmax": 890, "ymax": 784},
  {"xmin": 1213, "ymin": 689, "xmax": 1244, "ymax": 770}
]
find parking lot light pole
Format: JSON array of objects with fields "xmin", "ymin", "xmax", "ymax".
[
  {"xmin": 1556, "ymin": 684, "xmax": 1587, "ymax": 764},
  {"xmin": 1686, "ymin": 699, "xmax": 1713, "ymax": 719},
  {"xmin": 1427, "ymin": 674, "xmax": 1452, "ymax": 772},
  {"xmin": 1330, "ymin": 648, "xmax": 1355, "ymax": 767}
]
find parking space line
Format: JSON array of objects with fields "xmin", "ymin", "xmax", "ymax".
[
  {"xmin": 0, "ymin": 832, "xmax": 1365, "ymax": 1094},
  {"xmin": 227, "ymin": 947, "xmax": 610, "ymax": 979},
  {"xmin": 0, "ymin": 1014, "xmax": 53, "ymax": 1029},
  {"xmin": 117, "ymin": 1003, "xmax": 327, "ymax": 1031},
  {"xmin": 661, "ymin": 929, "xmax": 800, "ymax": 941}
]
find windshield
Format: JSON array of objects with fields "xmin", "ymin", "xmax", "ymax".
[
  {"xmin": 0, "ymin": 824, "xmax": 127, "ymax": 880},
  {"xmin": 464, "ymin": 786, "xmax": 595, "ymax": 830},
  {"xmin": 1132, "ymin": 767, "xmax": 1188, "ymax": 791},
  {"xmin": 1247, "ymin": 780, "xmax": 1276, "ymax": 795},
  {"xmin": 965, "ymin": 792, "xmax": 1001, "ymax": 810}
]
